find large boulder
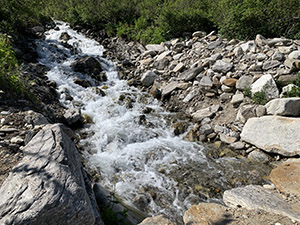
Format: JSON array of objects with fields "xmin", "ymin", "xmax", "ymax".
[
  {"xmin": 183, "ymin": 203, "xmax": 230, "ymax": 225},
  {"xmin": 241, "ymin": 116, "xmax": 300, "ymax": 156},
  {"xmin": 223, "ymin": 185, "xmax": 300, "ymax": 222},
  {"xmin": 0, "ymin": 124, "xmax": 98, "ymax": 225},
  {"xmin": 265, "ymin": 97, "xmax": 300, "ymax": 116},
  {"xmin": 71, "ymin": 56, "xmax": 103, "ymax": 77},
  {"xmin": 251, "ymin": 74, "xmax": 279, "ymax": 100},
  {"xmin": 270, "ymin": 161, "xmax": 300, "ymax": 197}
]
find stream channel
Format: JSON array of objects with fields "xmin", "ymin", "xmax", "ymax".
[{"xmin": 36, "ymin": 22, "xmax": 271, "ymax": 224}]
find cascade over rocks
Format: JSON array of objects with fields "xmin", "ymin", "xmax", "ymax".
[{"xmin": 80, "ymin": 26, "xmax": 300, "ymax": 224}]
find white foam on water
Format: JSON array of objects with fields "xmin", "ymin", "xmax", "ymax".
[{"xmin": 36, "ymin": 22, "xmax": 209, "ymax": 220}]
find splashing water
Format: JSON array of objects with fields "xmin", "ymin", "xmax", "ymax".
[{"xmin": 36, "ymin": 22, "xmax": 271, "ymax": 223}]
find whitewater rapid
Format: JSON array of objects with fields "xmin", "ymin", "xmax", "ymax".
[{"xmin": 36, "ymin": 22, "xmax": 270, "ymax": 223}]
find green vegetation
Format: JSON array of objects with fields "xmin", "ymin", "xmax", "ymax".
[
  {"xmin": 252, "ymin": 91, "xmax": 268, "ymax": 105},
  {"xmin": 243, "ymin": 86, "xmax": 268, "ymax": 105},
  {"xmin": 2, "ymin": 0, "xmax": 299, "ymax": 43},
  {"xmin": 0, "ymin": 35, "xmax": 31, "ymax": 98},
  {"xmin": 0, "ymin": 0, "xmax": 48, "ymax": 35},
  {"xmin": 282, "ymin": 73, "xmax": 300, "ymax": 97}
]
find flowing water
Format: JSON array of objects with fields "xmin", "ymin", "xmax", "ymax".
[{"xmin": 36, "ymin": 22, "xmax": 271, "ymax": 224}]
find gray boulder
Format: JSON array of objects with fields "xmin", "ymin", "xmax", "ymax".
[
  {"xmin": 251, "ymin": 74, "xmax": 279, "ymax": 100},
  {"xmin": 0, "ymin": 124, "xmax": 97, "ymax": 225},
  {"xmin": 241, "ymin": 116, "xmax": 300, "ymax": 156},
  {"xmin": 178, "ymin": 67, "xmax": 203, "ymax": 81},
  {"xmin": 64, "ymin": 108, "xmax": 83, "ymax": 127},
  {"xmin": 223, "ymin": 185, "xmax": 300, "ymax": 222},
  {"xmin": 71, "ymin": 56, "xmax": 102, "ymax": 77},
  {"xmin": 236, "ymin": 104, "xmax": 257, "ymax": 123},
  {"xmin": 265, "ymin": 97, "xmax": 300, "ymax": 116},
  {"xmin": 212, "ymin": 60, "xmax": 233, "ymax": 73},
  {"xmin": 236, "ymin": 75, "xmax": 252, "ymax": 90},
  {"xmin": 141, "ymin": 71, "xmax": 156, "ymax": 86}
]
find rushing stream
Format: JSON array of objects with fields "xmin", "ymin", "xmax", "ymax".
[{"xmin": 36, "ymin": 22, "xmax": 271, "ymax": 224}]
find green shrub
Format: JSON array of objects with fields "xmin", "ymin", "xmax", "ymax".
[
  {"xmin": 282, "ymin": 86, "xmax": 300, "ymax": 97},
  {"xmin": 0, "ymin": 35, "xmax": 31, "ymax": 98},
  {"xmin": 212, "ymin": 0, "xmax": 300, "ymax": 40},
  {"xmin": 252, "ymin": 91, "xmax": 268, "ymax": 105},
  {"xmin": 0, "ymin": 0, "xmax": 47, "ymax": 35}
]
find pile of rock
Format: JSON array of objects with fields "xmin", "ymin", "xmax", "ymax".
[
  {"xmin": 103, "ymin": 31, "xmax": 300, "ymax": 161},
  {"xmin": 100, "ymin": 32, "xmax": 300, "ymax": 224}
]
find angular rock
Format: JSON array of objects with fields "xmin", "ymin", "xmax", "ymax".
[
  {"xmin": 64, "ymin": 108, "xmax": 83, "ymax": 127},
  {"xmin": 262, "ymin": 60, "xmax": 281, "ymax": 70},
  {"xmin": 71, "ymin": 56, "xmax": 102, "ymax": 77},
  {"xmin": 179, "ymin": 67, "xmax": 203, "ymax": 81},
  {"xmin": 141, "ymin": 70, "xmax": 157, "ymax": 86},
  {"xmin": 240, "ymin": 41, "xmax": 256, "ymax": 52},
  {"xmin": 220, "ymin": 133, "xmax": 237, "ymax": 144},
  {"xmin": 0, "ymin": 124, "xmax": 96, "ymax": 225},
  {"xmin": 207, "ymin": 39, "xmax": 222, "ymax": 50},
  {"xmin": 156, "ymin": 50, "xmax": 172, "ymax": 61},
  {"xmin": 183, "ymin": 89, "xmax": 199, "ymax": 103},
  {"xmin": 138, "ymin": 215, "xmax": 174, "ymax": 225},
  {"xmin": 251, "ymin": 74, "xmax": 279, "ymax": 100},
  {"xmin": 162, "ymin": 81, "xmax": 179, "ymax": 98},
  {"xmin": 265, "ymin": 97, "xmax": 300, "ymax": 116},
  {"xmin": 173, "ymin": 62, "xmax": 185, "ymax": 72},
  {"xmin": 230, "ymin": 141, "xmax": 245, "ymax": 150},
  {"xmin": 236, "ymin": 75, "xmax": 252, "ymax": 90},
  {"xmin": 145, "ymin": 44, "xmax": 165, "ymax": 53},
  {"xmin": 25, "ymin": 111, "xmax": 49, "ymax": 126},
  {"xmin": 183, "ymin": 203, "xmax": 230, "ymax": 225},
  {"xmin": 248, "ymin": 150, "xmax": 270, "ymax": 163},
  {"xmin": 222, "ymin": 78, "xmax": 238, "ymax": 87},
  {"xmin": 192, "ymin": 105, "xmax": 220, "ymax": 121},
  {"xmin": 255, "ymin": 34, "xmax": 267, "ymax": 47},
  {"xmin": 270, "ymin": 161, "xmax": 300, "ymax": 197},
  {"xmin": 199, "ymin": 76, "xmax": 213, "ymax": 89},
  {"xmin": 241, "ymin": 116, "xmax": 300, "ymax": 156},
  {"xmin": 236, "ymin": 104, "xmax": 256, "ymax": 123},
  {"xmin": 231, "ymin": 93, "xmax": 244, "ymax": 105},
  {"xmin": 212, "ymin": 60, "xmax": 233, "ymax": 73},
  {"xmin": 223, "ymin": 185, "xmax": 300, "ymax": 222}
]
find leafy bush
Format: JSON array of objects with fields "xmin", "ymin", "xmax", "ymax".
[
  {"xmin": 0, "ymin": 35, "xmax": 30, "ymax": 98},
  {"xmin": 252, "ymin": 91, "xmax": 268, "ymax": 105},
  {"xmin": 0, "ymin": 0, "xmax": 47, "ymax": 35},
  {"xmin": 212, "ymin": 0, "xmax": 300, "ymax": 40}
]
